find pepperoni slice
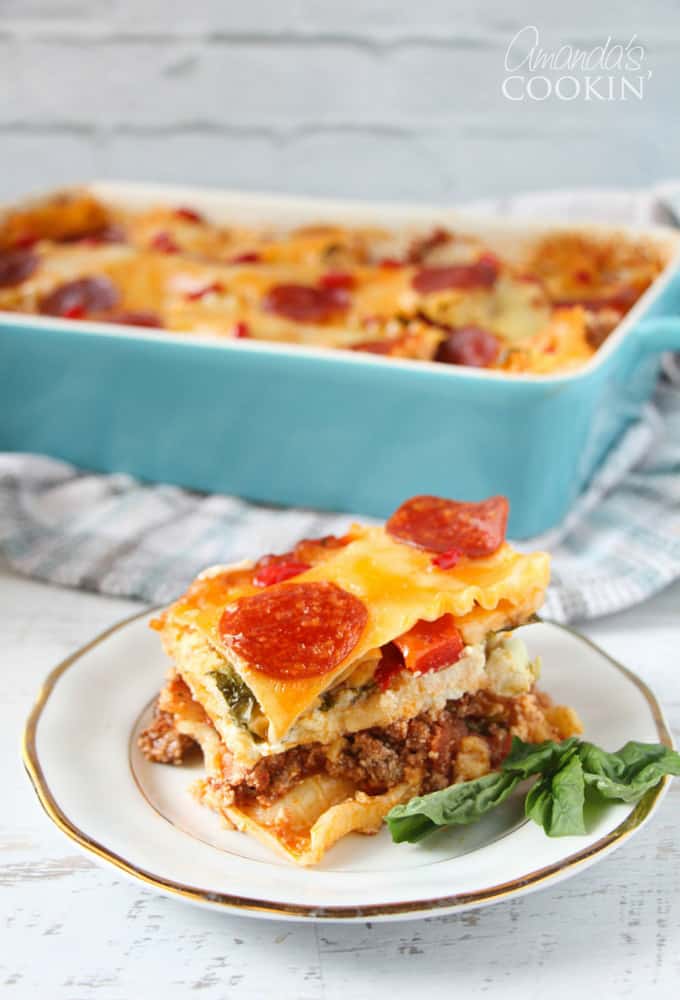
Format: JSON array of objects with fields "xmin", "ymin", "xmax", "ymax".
[
  {"xmin": 219, "ymin": 581, "xmax": 368, "ymax": 680},
  {"xmin": 394, "ymin": 615, "xmax": 464, "ymax": 674},
  {"xmin": 232, "ymin": 322, "xmax": 251, "ymax": 338},
  {"xmin": 412, "ymin": 254, "xmax": 499, "ymax": 294},
  {"xmin": 253, "ymin": 560, "xmax": 310, "ymax": 588},
  {"xmin": 263, "ymin": 283, "xmax": 350, "ymax": 324},
  {"xmin": 319, "ymin": 271, "xmax": 356, "ymax": 291},
  {"xmin": 0, "ymin": 248, "xmax": 39, "ymax": 288},
  {"xmin": 386, "ymin": 494, "xmax": 509, "ymax": 557},
  {"xmin": 435, "ymin": 326, "xmax": 500, "ymax": 367},
  {"xmin": 230, "ymin": 251, "xmax": 261, "ymax": 264},
  {"xmin": 553, "ymin": 285, "xmax": 638, "ymax": 313},
  {"xmin": 39, "ymin": 276, "xmax": 120, "ymax": 317}
]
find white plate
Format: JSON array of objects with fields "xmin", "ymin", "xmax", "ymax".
[{"xmin": 23, "ymin": 612, "xmax": 673, "ymax": 923}]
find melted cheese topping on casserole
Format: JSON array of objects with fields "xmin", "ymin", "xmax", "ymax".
[
  {"xmin": 0, "ymin": 188, "xmax": 667, "ymax": 373},
  {"xmin": 166, "ymin": 526, "xmax": 549, "ymax": 740}
]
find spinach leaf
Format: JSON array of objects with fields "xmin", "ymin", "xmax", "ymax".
[
  {"xmin": 210, "ymin": 669, "xmax": 257, "ymax": 728},
  {"xmin": 502, "ymin": 736, "xmax": 581, "ymax": 778},
  {"xmin": 386, "ymin": 771, "xmax": 519, "ymax": 843},
  {"xmin": 525, "ymin": 752, "xmax": 586, "ymax": 836},
  {"xmin": 387, "ymin": 735, "xmax": 679, "ymax": 847},
  {"xmin": 318, "ymin": 681, "xmax": 376, "ymax": 713},
  {"xmin": 317, "ymin": 690, "xmax": 336, "ymax": 713},
  {"xmin": 579, "ymin": 741, "xmax": 680, "ymax": 804}
]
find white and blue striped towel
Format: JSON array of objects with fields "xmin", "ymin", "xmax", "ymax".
[{"xmin": 1, "ymin": 186, "xmax": 679, "ymax": 623}]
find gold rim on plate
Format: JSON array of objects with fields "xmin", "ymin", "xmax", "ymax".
[{"xmin": 22, "ymin": 608, "xmax": 673, "ymax": 920}]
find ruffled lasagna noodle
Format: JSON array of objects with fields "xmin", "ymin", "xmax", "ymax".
[
  {"xmin": 141, "ymin": 497, "xmax": 582, "ymax": 865},
  {"xmin": 0, "ymin": 188, "xmax": 666, "ymax": 374}
]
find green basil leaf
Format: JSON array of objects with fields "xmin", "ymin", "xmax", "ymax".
[
  {"xmin": 384, "ymin": 812, "xmax": 439, "ymax": 844},
  {"xmin": 389, "ymin": 736, "xmax": 679, "ymax": 850},
  {"xmin": 502, "ymin": 736, "xmax": 581, "ymax": 778},
  {"xmin": 579, "ymin": 741, "xmax": 680, "ymax": 804},
  {"xmin": 524, "ymin": 778, "xmax": 553, "ymax": 831},
  {"xmin": 386, "ymin": 771, "xmax": 519, "ymax": 844},
  {"xmin": 525, "ymin": 752, "xmax": 587, "ymax": 836}
]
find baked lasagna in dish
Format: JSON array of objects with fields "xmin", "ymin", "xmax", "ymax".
[
  {"xmin": 0, "ymin": 189, "xmax": 665, "ymax": 374},
  {"xmin": 140, "ymin": 494, "xmax": 582, "ymax": 865}
]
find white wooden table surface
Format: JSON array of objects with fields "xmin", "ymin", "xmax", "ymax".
[{"xmin": 2, "ymin": 560, "xmax": 679, "ymax": 998}]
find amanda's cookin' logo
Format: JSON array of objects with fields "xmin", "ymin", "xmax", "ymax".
[{"xmin": 502, "ymin": 25, "xmax": 651, "ymax": 101}]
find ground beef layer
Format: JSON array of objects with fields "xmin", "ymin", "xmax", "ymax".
[
  {"xmin": 137, "ymin": 706, "xmax": 198, "ymax": 765},
  {"xmin": 140, "ymin": 675, "xmax": 581, "ymax": 807}
]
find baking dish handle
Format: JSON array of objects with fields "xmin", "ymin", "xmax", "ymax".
[{"xmin": 629, "ymin": 316, "xmax": 680, "ymax": 358}]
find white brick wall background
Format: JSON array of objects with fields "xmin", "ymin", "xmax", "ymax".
[{"xmin": 0, "ymin": 1, "xmax": 677, "ymax": 203}]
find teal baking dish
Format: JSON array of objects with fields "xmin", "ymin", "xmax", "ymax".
[{"xmin": 2, "ymin": 183, "xmax": 680, "ymax": 538}]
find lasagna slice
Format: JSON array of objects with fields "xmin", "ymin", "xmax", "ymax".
[{"xmin": 140, "ymin": 494, "xmax": 582, "ymax": 865}]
